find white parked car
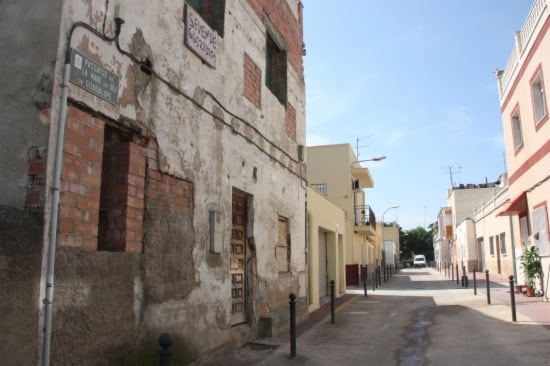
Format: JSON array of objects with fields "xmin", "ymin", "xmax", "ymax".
[{"xmin": 413, "ymin": 254, "xmax": 427, "ymax": 268}]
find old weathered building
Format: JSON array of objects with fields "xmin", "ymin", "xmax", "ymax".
[{"xmin": 1, "ymin": 1, "xmax": 307, "ymax": 364}]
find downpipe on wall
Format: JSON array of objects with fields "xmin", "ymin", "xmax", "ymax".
[{"xmin": 39, "ymin": 18, "xmax": 121, "ymax": 366}]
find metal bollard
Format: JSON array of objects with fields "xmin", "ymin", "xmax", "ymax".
[
  {"xmin": 372, "ymin": 270, "xmax": 376, "ymax": 292},
  {"xmin": 383, "ymin": 265, "xmax": 387, "ymax": 282},
  {"xmin": 509, "ymin": 275, "xmax": 517, "ymax": 322},
  {"xmin": 473, "ymin": 267, "xmax": 477, "ymax": 295},
  {"xmin": 378, "ymin": 266, "xmax": 382, "ymax": 287},
  {"xmin": 330, "ymin": 280, "xmax": 335, "ymax": 324},
  {"xmin": 159, "ymin": 333, "xmax": 172, "ymax": 366},
  {"xmin": 485, "ymin": 270, "xmax": 491, "ymax": 305},
  {"xmin": 289, "ymin": 293, "xmax": 296, "ymax": 358},
  {"xmin": 363, "ymin": 270, "xmax": 368, "ymax": 297},
  {"xmin": 456, "ymin": 264, "xmax": 459, "ymax": 285}
]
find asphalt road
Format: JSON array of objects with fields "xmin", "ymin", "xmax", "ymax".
[{"xmin": 243, "ymin": 268, "xmax": 550, "ymax": 366}]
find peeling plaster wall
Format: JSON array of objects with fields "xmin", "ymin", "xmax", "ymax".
[
  {"xmin": 0, "ymin": 0, "xmax": 62, "ymax": 209},
  {"xmin": 43, "ymin": 0, "xmax": 307, "ymax": 362}
]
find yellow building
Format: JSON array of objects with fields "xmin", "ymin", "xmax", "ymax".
[
  {"xmin": 307, "ymin": 144, "xmax": 380, "ymax": 286},
  {"xmin": 306, "ymin": 187, "xmax": 346, "ymax": 312},
  {"xmin": 496, "ymin": 0, "xmax": 550, "ymax": 287}
]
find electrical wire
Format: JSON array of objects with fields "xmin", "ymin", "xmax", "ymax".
[
  {"xmin": 112, "ymin": 22, "xmax": 305, "ymax": 182},
  {"xmin": 66, "ymin": 7, "xmax": 306, "ymax": 183}
]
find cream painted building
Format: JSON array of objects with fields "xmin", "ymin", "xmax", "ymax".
[
  {"xmin": 306, "ymin": 187, "xmax": 346, "ymax": 312},
  {"xmin": 307, "ymin": 144, "xmax": 379, "ymax": 286},
  {"xmin": 496, "ymin": 0, "xmax": 550, "ymax": 288},
  {"xmin": 473, "ymin": 180, "xmax": 517, "ymax": 279},
  {"xmin": 434, "ymin": 207, "xmax": 453, "ymax": 270}
]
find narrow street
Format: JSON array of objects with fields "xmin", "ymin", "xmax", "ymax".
[{"xmin": 206, "ymin": 268, "xmax": 550, "ymax": 366}]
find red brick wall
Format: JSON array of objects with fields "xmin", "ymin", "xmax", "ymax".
[
  {"xmin": 144, "ymin": 140, "xmax": 193, "ymax": 216},
  {"xmin": 285, "ymin": 103, "xmax": 297, "ymax": 141},
  {"xmin": 247, "ymin": 0, "xmax": 304, "ymax": 78},
  {"xmin": 243, "ymin": 53, "xmax": 262, "ymax": 108},
  {"xmin": 59, "ymin": 106, "xmax": 145, "ymax": 253},
  {"xmin": 59, "ymin": 107, "xmax": 104, "ymax": 250}
]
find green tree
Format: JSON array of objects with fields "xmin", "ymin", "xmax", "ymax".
[{"xmin": 399, "ymin": 225, "xmax": 434, "ymax": 261}]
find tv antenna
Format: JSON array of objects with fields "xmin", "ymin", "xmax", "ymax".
[
  {"xmin": 442, "ymin": 166, "xmax": 463, "ymax": 188},
  {"xmin": 355, "ymin": 135, "xmax": 372, "ymax": 159}
]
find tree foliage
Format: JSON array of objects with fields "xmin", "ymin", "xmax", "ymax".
[{"xmin": 399, "ymin": 225, "xmax": 434, "ymax": 261}]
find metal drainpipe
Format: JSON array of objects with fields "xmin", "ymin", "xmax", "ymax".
[
  {"xmin": 41, "ymin": 48, "xmax": 71, "ymax": 366},
  {"xmin": 39, "ymin": 19, "xmax": 121, "ymax": 365}
]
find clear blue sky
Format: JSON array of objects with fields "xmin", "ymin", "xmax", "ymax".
[{"xmin": 303, "ymin": 1, "xmax": 534, "ymax": 230}]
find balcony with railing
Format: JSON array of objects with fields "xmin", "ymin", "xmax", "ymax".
[
  {"xmin": 354, "ymin": 205, "xmax": 376, "ymax": 235},
  {"xmin": 498, "ymin": 0, "xmax": 549, "ymax": 100}
]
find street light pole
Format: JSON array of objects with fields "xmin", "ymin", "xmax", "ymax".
[
  {"xmin": 350, "ymin": 156, "xmax": 387, "ymax": 272},
  {"xmin": 381, "ymin": 205, "xmax": 399, "ymax": 270},
  {"xmin": 350, "ymin": 156, "xmax": 387, "ymax": 169}
]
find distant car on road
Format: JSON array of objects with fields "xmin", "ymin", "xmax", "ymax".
[{"xmin": 413, "ymin": 254, "xmax": 427, "ymax": 268}]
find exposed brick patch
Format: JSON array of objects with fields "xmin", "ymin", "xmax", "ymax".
[
  {"xmin": 59, "ymin": 105, "xmax": 146, "ymax": 253},
  {"xmin": 25, "ymin": 146, "xmax": 46, "ymax": 216},
  {"xmin": 243, "ymin": 53, "xmax": 261, "ymax": 108},
  {"xmin": 58, "ymin": 107, "xmax": 104, "ymax": 249},
  {"xmin": 285, "ymin": 103, "xmax": 296, "ymax": 141},
  {"xmin": 247, "ymin": 0, "xmax": 304, "ymax": 78}
]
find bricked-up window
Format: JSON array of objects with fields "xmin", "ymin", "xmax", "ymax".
[
  {"xmin": 186, "ymin": 0, "xmax": 225, "ymax": 36},
  {"xmin": 531, "ymin": 68, "xmax": 547, "ymax": 126},
  {"xmin": 285, "ymin": 103, "xmax": 296, "ymax": 141},
  {"xmin": 243, "ymin": 53, "xmax": 261, "ymax": 108},
  {"xmin": 98, "ymin": 126, "xmax": 144, "ymax": 252},
  {"xmin": 276, "ymin": 216, "xmax": 290, "ymax": 272},
  {"xmin": 266, "ymin": 32, "xmax": 287, "ymax": 104}
]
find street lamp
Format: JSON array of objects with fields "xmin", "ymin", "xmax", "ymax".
[
  {"xmin": 350, "ymin": 156, "xmax": 387, "ymax": 168},
  {"xmin": 381, "ymin": 205, "xmax": 399, "ymax": 268},
  {"xmin": 350, "ymin": 156, "xmax": 386, "ymax": 274}
]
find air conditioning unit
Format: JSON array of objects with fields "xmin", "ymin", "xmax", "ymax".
[{"xmin": 352, "ymin": 179, "xmax": 360, "ymax": 190}]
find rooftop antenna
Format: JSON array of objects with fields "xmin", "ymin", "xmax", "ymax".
[
  {"xmin": 442, "ymin": 166, "xmax": 463, "ymax": 188},
  {"xmin": 355, "ymin": 135, "xmax": 372, "ymax": 160}
]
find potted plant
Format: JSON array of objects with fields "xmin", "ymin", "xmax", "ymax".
[{"xmin": 520, "ymin": 245, "xmax": 543, "ymax": 297}]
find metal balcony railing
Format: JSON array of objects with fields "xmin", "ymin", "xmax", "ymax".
[{"xmin": 354, "ymin": 205, "xmax": 376, "ymax": 230}]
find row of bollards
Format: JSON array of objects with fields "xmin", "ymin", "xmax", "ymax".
[
  {"xmin": 159, "ymin": 264, "xmax": 515, "ymax": 364},
  {"xmin": 288, "ymin": 267, "xmax": 400, "ymax": 358},
  {"xmin": 443, "ymin": 264, "xmax": 518, "ymax": 322}
]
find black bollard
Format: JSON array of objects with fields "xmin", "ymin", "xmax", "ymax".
[
  {"xmin": 363, "ymin": 270, "xmax": 368, "ymax": 297},
  {"xmin": 473, "ymin": 267, "xmax": 477, "ymax": 295},
  {"xmin": 456, "ymin": 264, "xmax": 459, "ymax": 285},
  {"xmin": 378, "ymin": 266, "xmax": 382, "ymax": 287},
  {"xmin": 330, "ymin": 280, "xmax": 335, "ymax": 324},
  {"xmin": 159, "ymin": 333, "xmax": 172, "ymax": 366},
  {"xmin": 509, "ymin": 275, "xmax": 517, "ymax": 322},
  {"xmin": 485, "ymin": 270, "xmax": 491, "ymax": 305},
  {"xmin": 289, "ymin": 293, "xmax": 296, "ymax": 358},
  {"xmin": 372, "ymin": 270, "xmax": 376, "ymax": 292},
  {"xmin": 383, "ymin": 265, "xmax": 387, "ymax": 282}
]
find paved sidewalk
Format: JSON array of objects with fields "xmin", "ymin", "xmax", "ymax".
[
  {"xmin": 200, "ymin": 267, "xmax": 550, "ymax": 365},
  {"xmin": 431, "ymin": 267, "xmax": 550, "ymax": 328}
]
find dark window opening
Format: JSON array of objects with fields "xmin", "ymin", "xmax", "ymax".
[
  {"xmin": 187, "ymin": 0, "xmax": 225, "ymax": 37},
  {"xmin": 266, "ymin": 32, "xmax": 287, "ymax": 104},
  {"xmin": 98, "ymin": 125, "xmax": 130, "ymax": 252}
]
